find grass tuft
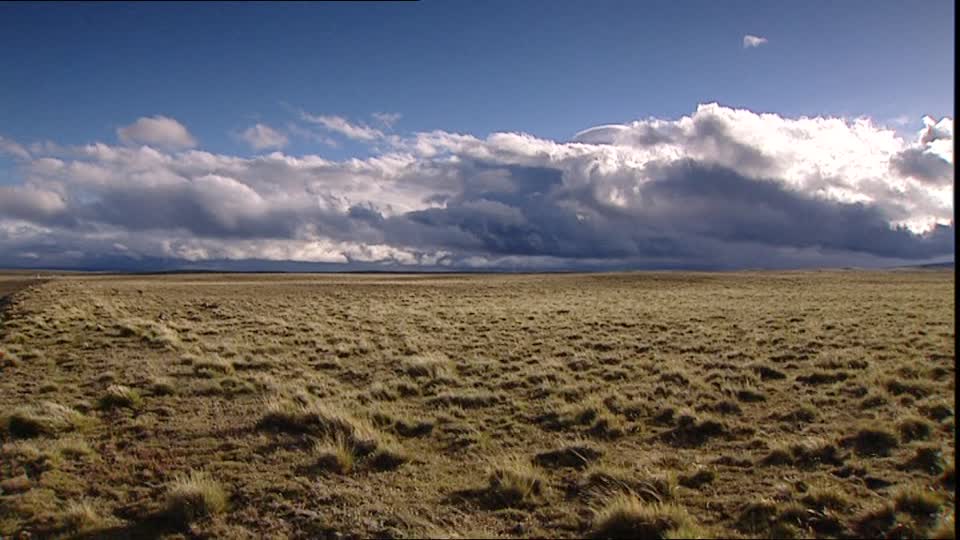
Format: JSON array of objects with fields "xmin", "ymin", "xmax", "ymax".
[
  {"xmin": 940, "ymin": 463, "xmax": 955, "ymax": 490},
  {"xmin": 486, "ymin": 456, "xmax": 545, "ymax": 507},
  {"xmin": 164, "ymin": 470, "xmax": 228, "ymax": 525},
  {"xmin": 257, "ymin": 397, "xmax": 371, "ymax": 439},
  {"xmin": 534, "ymin": 442, "xmax": 603, "ymax": 470},
  {"xmin": 897, "ymin": 415, "xmax": 934, "ymax": 442},
  {"xmin": 901, "ymin": 444, "xmax": 944, "ymax": 474},
  {"xmin": 97, "ymin": 384, "xmax": 142, "ymax": 410},
  {"xmin": 1, "ymin": 402, "xmax": 94, "ymax": 438},
  {"xmin": 149, "ymin": 377, "xmax": 176, "ymax": 396},
  {"xmin": 61, "ymin": 499, "xmax": 105, "ymax": 532},
  {"xmin": 800, "ymin": 484, "xmax": 850, "ymax": 512},
  {"xmin": 842, "ymin": 424, "xmax": 899, "ymax": 456},
  {"xmin": 678, "ymin": 468, "xmax": 715, "ymax": 489},
  {"xmin": 589, "ymin": 493, "xmax": 707, "ymax": 539},
  {"xmin": 735, "ymin": 499, "xmax": 779, "ymax": 534},
  {"xmin": 192, "ymin": 356, "xmax": 235, "ymax": 377},
  {"xmin": 893, "ymin": 486, "xmax": 944, "ymax": 520},
  {"xmin": 402, "ymin": 352, "xmax": 454, "ymax": 379},
  {"xmin": 313, "ymin": 435, "xmax": 356, "ymax": 474}
]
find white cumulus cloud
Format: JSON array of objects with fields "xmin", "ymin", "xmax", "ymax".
[{"xmin": 117, "ymin": 115, "xmax": 197, "ymax": 149}]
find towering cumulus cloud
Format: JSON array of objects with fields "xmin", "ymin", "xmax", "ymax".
[{"xmin": 0, "ymin": 104, "xmax": 953, "ymax": 270}]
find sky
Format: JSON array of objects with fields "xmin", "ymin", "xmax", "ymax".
[{"xmin": 0, "ymin": 1, "xmax": 954, "ymax": 271}]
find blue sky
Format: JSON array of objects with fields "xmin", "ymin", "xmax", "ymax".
[
  {"xmin": 1, "ymin": 1, "xmax": 953, "ymax": 156},
  {"xmin": 0, "ymin": 1, "xmax": 954, "ymax": 270}
]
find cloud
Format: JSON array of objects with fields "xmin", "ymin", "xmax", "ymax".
[
  {"xmin": 743, "ymin": 34, "xmax": 768, "ymax": 48},
  {"xmin": 889, "ymin": 115, "xmax": 911, "ymax": 127},
  {"xmin": 0, "ymin": 135, "xmax": 31, "ymax": 160},
  {"xmin": 0, "ymin": 104, "xmax": 953, "ymax": 270},
  {"xmin": 237, "ymin": 123, "xmax": 289, "ymax": 150},
  {"xmin": 301, "ymin": 113, "xmax": 384, "ymax": 141},
  {"xmin": 891, "ymin": 148, "xmax": 952, "ymax": 185},
  {"xmin": 117, "ymin": 115, "xmax": 197, "ymax": 149},
  {"xmin": 889, "ymin": 116, "xmax": 953, "ymax": 185},
  {"xmin": 0, "ymin": 186, "xmax": 67, "ymax": 222},
  {"xmin": 372, "ymin": 112, "xmax": 402, "ymax": 129},
  {"xmin": 286, "ymin": 123, "xmax": 339, "ymax": 147}
]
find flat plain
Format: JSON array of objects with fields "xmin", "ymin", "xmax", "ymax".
[{"xmin": 0, "ymin": 270, "xmax": 954, "ymax": 539}]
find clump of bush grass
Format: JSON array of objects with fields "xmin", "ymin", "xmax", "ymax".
[
  {"xmin": 894, "ymin": 486, "xmax": 943, "ymax": 519},
  {"xmin": 61, "ymin": 499, "xmax": 106, "ymax": 533},
  {"xmin": 589, "ymin": 493, "xmax": 709, "ymax": 539},
  {"xmin": 192, "ymin": 356, "xmax": 234, "ymax": 377},
  {"xmin": 97, "ymin": 385, "xmax": 142, "ymax": 410},
  {"xmin": 678, "ymin": 468, "xmax": 715, "ymax": 489},
  {"xmin": 486, "ymin": 456, "xmax": 545, "ymax": 507},
  {"xmin": 1, "ymin": 402, "xmax": 94, "ymax": 438},
  {"xmin": 897, "ymin": 415, "xmax": 934, "ymax": 442},
  {"xmin": 313, "ymin": 435, "xmax": 356, "ymax": 474},
  {"xmin": 261, "ymin": 397, "xmax": 409, "ymax": 472},
  {"xmin": 735, "ymin": 499, "xmax": 780, "ymax": 534},
  {"xmin": 149, "ymin": 377, "xmax": 176, "ymax": 396},
  {"xmin": 402, "ymin": 352, "xmax": 454, "ymax": 379},
  {"xmin": 164, "ymin": 470, "xmax": 228, "ymax": 525},
  {"xmin": 900, "ymin": 444, "xmax": 944, "ymax": 474},
  {"xmin": 760, "ymin": 437, "xmax": 844, "ymax": 468},
  {"xmin": 842, "ymin": 423, "xmax": 899, "ymax": 456}
]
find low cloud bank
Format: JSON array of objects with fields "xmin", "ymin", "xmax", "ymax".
[{"xmin": 0, "ymin": 104, "xmax": 953, "ymax": 270}]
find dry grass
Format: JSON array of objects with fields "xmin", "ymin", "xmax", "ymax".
[
  {"xmin": 0, "ymin": 270, "xmax": 953, "ymax": 538},
  {"xmin": 589, "ymin": 493, "xmax": 708, "ymax": 539},
  {"xmin": 0, "ymin": 402, "xmax": 94, "ymax": 438},
  {"xmin": 164, "ymin": 470, "xmax": 228, "ymax": 525},
  {"xmin": 843, "ymin": 423, "xmax": 900, "ymax": 456},
  {"xmin": 898, "ymin": 415, "xmax": 935, "ymax": 442},
  {"xmin": 60, "ymin": 499, "xmax": 106, "ymax": 533},
  {"xmin": 312, "ymin": 435, "xmax": 354, "ymax": 473},
  {"xmin": 893, "ymin": 486, "xmax": 944, "ymax": 518},
  {"xmin": 97, "ymin": 384, "xmax": 142, "ymax": 410},
  {"xmin": 402, "ymin": 352, "xmax": 455, "ymax": 379},
  {"xmin": 485, "ymin": 456, "xmax": 545, "ymax": 507}
]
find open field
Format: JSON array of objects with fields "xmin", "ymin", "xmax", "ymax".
[{"xmin": 0, "ymin": 271, "xmax": 954, "ymax": 539}]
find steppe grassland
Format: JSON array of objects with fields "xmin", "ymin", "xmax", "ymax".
[{"xmin": 0, "ymin": 271, "xmax": 954, "ymax": 539}]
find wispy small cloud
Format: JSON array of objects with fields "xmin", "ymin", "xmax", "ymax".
[
  {"xmin": 889, "ymin": 115, "xmax": 911, "ymax": 127},
  {"xmin": 372, "ymin": 112, "xmax": 402, "ymax": 129},
  {"xmin": 286, "ymin": 123, "xmax": 340, "ymax": 148},
  {"xmin": 237, "ymin": 123, "xmax": 288, "ymax": 150},
  {"xmin": 301, "ymin": 113, "xmax": 384, "ymax": 141},
  {"xmin": 742, "ymin": 34, "xmax": 768, "ymax": 48},
  {"xmin": 0, "ymin": 135, "xmax": 31, "ymax": 160}
]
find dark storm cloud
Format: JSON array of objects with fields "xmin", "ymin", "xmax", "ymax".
[
  {"xmin": 373, "ymin": 160, "xmax": 953, "ymax": 263},
  {"xmin": 891, "ymin": 147, "xmax": 953, "ymax": 185}
]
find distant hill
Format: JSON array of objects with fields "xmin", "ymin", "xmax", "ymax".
[{"xmin": 892, "ymin": 261, "xmax": 955, "ymax": 270}]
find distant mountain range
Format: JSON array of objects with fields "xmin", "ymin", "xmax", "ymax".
[
  {"xmin": 1, "ymin": 256, "xmax": 953, "ymax": 275},
  {"xmin": 898, "ymin": 261, "xmax": 955, "ymax": 269}
]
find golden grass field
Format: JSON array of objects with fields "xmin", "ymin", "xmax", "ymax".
[{"xmin": 0, "ymin": 270, "xmax": 954, "ymax": 539}]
